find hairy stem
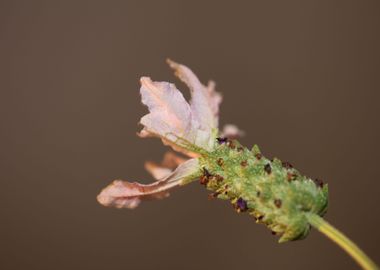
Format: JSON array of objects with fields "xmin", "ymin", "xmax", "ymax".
[{"xmin": 306, "ymin": 213, "xmax": 378, "ymax": 270}]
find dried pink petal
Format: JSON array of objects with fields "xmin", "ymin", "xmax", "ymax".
[
  {"xmin": 145, "ymin": 152, "xmax": 187, "ymax": 180},
  {"xmin": 139, "ymin": 77, "xmax": 193, "ymax": 143},
  {"xmin": 97, "ymin": 158, "xmax": 200, "ymax": 209},
  {"xmin": 160, "ymin": 151, "xmax": 187, "ymax": 168},
  {"xmin": 206, "ymin": 80, "xmax": 222, "ymax": 119},
  {"xmin": 167, "ymin": 59, "xmax": 222, "ymax": 130},
  {"xmin": 139, "ymin": 60, "xmax": 223, "ymax": 154},
  {"xmin": 221, "ymin": 124, "xmax": 245, "ymax": 139},
  {"xmin": 144, "ymin": 164, "xmax": 172, "ymax": 180},
  {"xmin": 139, "ymin": 77, "xmax": 206, "ymax": 154}
]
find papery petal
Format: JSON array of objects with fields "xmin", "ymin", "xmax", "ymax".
[
  {"xmin": 139, "ymin": 77, "xmax": 210, "ymax": 153},
  {"xmin": 221, "ymin": 124, "xmax": 245, "ymax": 139},
  {"xmin": 144, "ymin": 164, "xmax": 172, "ymax": 180},
  {"xmin": 139, "ymin": 77, "xmax": 193, "ymax": 143},
  {"xmin": 167, "ymin": 59, "xmax": 222, "ymax": 130},
  {"xmin": 206, "ymin": 80, "xmax": 222, "ymax": 119},
  {"xmin": 161, "ymin": 151, "xmax": 187, "ymax": 168},
  {"xmin": 97, "ymin": 158, "xmax": 200, "ymax": 209},
  {"xmin": 138, "ymin": 61, "xmax": 223, "ymax": 153},
  {"xmin": 145, "ymin": 152, "xmax": 187, "ymax": 180}
]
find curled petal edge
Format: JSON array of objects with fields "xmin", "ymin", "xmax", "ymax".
[
  {"xmin": 145, "ymin": 151, "xmax": 188, "ymax": 180},
  {"xmin": 138, "ymin": 61, "xmax": 222, "ymax": 153},
  {"xmin": 166, "ymin": 59, "xmax": 222, "ymax": 130},
  {"xmin": 97, "ymin": 158, "xmax": 200, "ymax": 209}
]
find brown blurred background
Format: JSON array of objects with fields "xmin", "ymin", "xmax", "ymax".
[{"xmin": 1, "ymin": 1, "xmax": 379, "ymax": 269}]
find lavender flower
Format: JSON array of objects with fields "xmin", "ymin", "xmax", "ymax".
[{"xmin": 96, "ymin": 60, "xmax": 378, "ymax": 270}]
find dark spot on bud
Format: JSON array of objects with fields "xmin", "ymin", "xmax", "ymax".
[
  {"xmin": 208, "ymin": 192, "xmax": 219, "ymax": 200},
  {"xmin": 287, "ymin": 172, "xmax": 296, "ymax": 182},
  {"xmin": 264, "ymin": 163, "xmax": 272, "ymax": 174},
  {"xmin": 313, "ymin": 178, "xmax": 324, "ymax": 188},
  {"xmin": 200, "ymin": 168, "xmax": 212, "ymax": 185},
  {"xmin": 274, "ymin": 199, "xmax": 282, "ymax": 208},
  {"xmin": 256, "ymin": 191, "xmax": 261, "ymax": 197},
  {"xmin": 215, "ymin": 175, "xmax": 224, "ymax": 182},
  {"xmin": 282, "ymin": 161, "xmax": 293, "ymax": 169},
  {"xmin": 216, "ymin": 137, "xmax": 228, "ymax": 144},
  {"xmin": 255, "ymin": 153, "xmax": 262, "ymax": 160},
  {"xmin": 227, "ymin": 140, "xmax": 236, "ymax": 149},
  {"xmin": 237, "ymin": 146, "xmax": 244, "ymax": 152},
  {"xmin": 199, "ymin": 176, "xmax": 208, "ymax": 185},
  {"xmin": 236, "ymin": 197, "xmax": 248, "ymax": 212},
  {"xmin": 258, "ymin": 215, "xmax": 264, "ymax": 221},
  {"xmin": 271, "ymin": 231, "xmax": 277, "ymax": 235},
  {"xmin": 240, "ymin": 160, "xmax": 248, "ymax": 167},
  {"xmin": 203, "ymin": 168, "xmax": 211, "ymax": 177},
  {"xmin": 217, "ymin": 158, "xmax": 224, "ymax": 166}
]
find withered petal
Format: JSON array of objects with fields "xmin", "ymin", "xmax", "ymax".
[
  {"xmin": 221, "ymin": 124, "xmax": 245, "ymax": 139},
  {"xmin": 97, "ymin": 158, "xmax": 200, "ymax": 209},
  {"xmin": 145, "ymin": 151, "xmax": 188, "ymax": 180},
  {"xmin": 138, "ymin": 60, "xmax": 223, "ymax": 153},
  {"xmin": 167, "ymin": 59, "xmax": 222, "ymax": 130}
]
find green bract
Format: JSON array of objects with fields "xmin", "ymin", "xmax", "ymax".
[{"xmin": 198, "ymin": 139, "xmax": 328, "ymax": 242}]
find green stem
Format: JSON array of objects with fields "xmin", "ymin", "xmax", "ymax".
[{"xmin": 306, "ymin": 213, "xmax": 378, "ymax": 270}]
